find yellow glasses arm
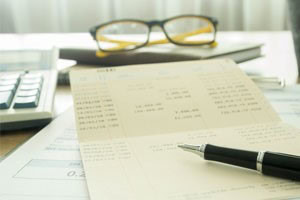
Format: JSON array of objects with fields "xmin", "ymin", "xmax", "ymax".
[
  {"xmin": 96, "ymin": 35, "xmax": 140, "ymax": 57},
  {"xmin": 96, "ymin": 35, "xmax": 138, "ymax": 46},
  {"xmin": 96, "ymin": 51, "xmax": 110, "ymax": 57}
]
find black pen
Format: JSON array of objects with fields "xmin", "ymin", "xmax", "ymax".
[{"xmin": 178, "ymin": 144, "xmax": 300, "ymax": 181}]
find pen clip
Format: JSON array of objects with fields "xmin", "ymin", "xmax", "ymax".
[{"xmin": 249, "ymin": 76, "xmax": 285, "ymax": 90}]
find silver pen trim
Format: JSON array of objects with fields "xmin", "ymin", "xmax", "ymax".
[
  {"xmin": 256, "ymin": 151, "xmax": 265, "ymax": 173},
  {"xmin": 178, "ymin": 144, "xmax": 207, "ymax": 158}
]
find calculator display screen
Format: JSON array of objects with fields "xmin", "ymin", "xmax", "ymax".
[{"xmin": 0, "ymin": 49, "xmax": 54, "ymax": 72}]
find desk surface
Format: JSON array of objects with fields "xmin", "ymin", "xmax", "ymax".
[{"xmin": 0, "ymin": 31, "xmax": 298, "ymax": 158}]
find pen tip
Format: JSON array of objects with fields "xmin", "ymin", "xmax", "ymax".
[
  {"xmin": 178, "ymin": 144, "xmax": 204, "ymax": 157},
  {"xmin": 178, "ymin": 144, "xmax": 201, "ymax": 151},
  {"xmin": 178, "ymin": 144, "xmax": 193, "ymax": 150}
]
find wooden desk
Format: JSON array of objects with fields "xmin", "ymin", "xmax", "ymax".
[{"xmin": 0, "ymin": 31, "xmax": 298, "ymax": 158}]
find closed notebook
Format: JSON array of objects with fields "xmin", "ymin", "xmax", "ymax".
[{"xmin": 60, "ymin": 42, "xmax": 262, "ymax": 66}]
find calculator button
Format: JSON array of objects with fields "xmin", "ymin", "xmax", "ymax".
[
  {"xmin": 17, "ymin": 89, "xmax": 39, "ymax": 97},
  {"xmin": 23, "ymin": 73, "xmax": 42, "ymax": 79},
  {"xmin": 0, "ymin": 74, "xmax": 21, "ymax": 80},
  {"xmin": 0, "ymin": 79, "xmax": 18, "ymax": 86},
  {"xmin": 0, "ymin": 85, "xmax": 16, "ymax": 92},
  {"xmin": 19, "ymin": 84, "xmax": 41, "ymax": 91},
  {"xmin": 0, "ymin": 91, "xmax": 14, "ymax": 109},
  {"xmin": 22, "ymin": 77, "xmax": 43, "ymax": 85},
  {"xmin": 13, "ymin": 96, "xmax": 39, "ymax": 108}
]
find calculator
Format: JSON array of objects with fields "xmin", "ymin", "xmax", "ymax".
[{"xmin": 0, "ymin": 49, "xmax": 58, "ymax": 131}]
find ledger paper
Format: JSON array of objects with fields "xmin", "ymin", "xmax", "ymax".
[{"xmin": 70, "ymin": 60, "xmax": 300, "ymax": 200}]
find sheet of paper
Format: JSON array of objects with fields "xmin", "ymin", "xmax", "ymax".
[
  {"xmin": 71, "ymin": 59, "xmax": 279, "ymax": 141},
  {"xmin": 263, "ymin": 85, "xmax": 300, "ymax": 128},
  {"xmin": 0, "ymin": 108, "xmax": 89, "ymax": 200},
  {"xmin": 70, "ymin": 59, "xmax": 300, "ymax": 200}
]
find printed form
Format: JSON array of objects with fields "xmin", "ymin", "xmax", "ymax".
[{"xmin": 70, "ymin": 60, "xmax": 300, "ymax": 200}]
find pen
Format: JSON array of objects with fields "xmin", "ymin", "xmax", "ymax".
[{"xmin": 178, "ymin": 144, "xmax": 300, "ymax": 181}]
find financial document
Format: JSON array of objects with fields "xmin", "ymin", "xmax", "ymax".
[
  {"xmin": 0, "ymin": 108, "xmax": 89, "ymax": 200},
  {"xmin": 70, "ymin": 59, "xmax": 300, "ymax": 200}
]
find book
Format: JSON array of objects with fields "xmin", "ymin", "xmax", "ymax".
[{"xmin": 59, "ymin": 42, "xmax": 262, "ymax": 66}]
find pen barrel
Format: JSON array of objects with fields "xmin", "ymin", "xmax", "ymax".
[
  {"xmin": 262, "ymin": 152, "xmax": 300, "ymax": 180},
  {"xmin": 204, "ymin": 144, "xmax": 258, "ymax": 170}
]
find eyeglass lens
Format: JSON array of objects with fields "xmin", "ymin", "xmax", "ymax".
[
  {"xmin": 164, "ymin": 16, "xmax": 215, "ymax": 45},
  {"xmin": 96, "ymin": 21, "xmax": 149, "ymax": 51}
]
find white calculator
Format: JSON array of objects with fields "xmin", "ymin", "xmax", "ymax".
[{"xmin": 0, "ymin": 48, "xmax": 58, "ymax": 131}]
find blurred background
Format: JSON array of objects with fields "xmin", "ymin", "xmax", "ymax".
[{"xmin": 0, "ymin": 0, "xmax": 289, "ymax": 33}]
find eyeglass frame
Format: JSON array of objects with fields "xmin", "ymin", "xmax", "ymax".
[{"xmin": 89, "ymin": 15, "xmax": 218, "ymax": 53}]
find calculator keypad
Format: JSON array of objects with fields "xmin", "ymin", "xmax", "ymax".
[
  {"xmin": 17, "ymin": 89, "xmax": 39, "ymax": 97},
  {"xmin": 0, "ymin": 72, "xmax": 43, "ymax": 110},
  {"xmin": 0, "ymin": 91, "xmax": 14, "ymax": 109},
  {"xmin": 1, "ymin": 73, "xmax": 21, "ymax": 80},
  {"xmin": 0, "ymin": 85, "xmax": 17, "ymax": 93},
  {"xmin": 13, "ymin": 96, "xmax": 39, "ymax": 108},
  {"xmin": 19, "ymin": 83, "xmax": 41, "ymax": 91},
  {"xmin": 0, "ymin": 79, "xmax": 18, "ymax": 86}
]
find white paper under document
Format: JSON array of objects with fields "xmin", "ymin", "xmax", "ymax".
[
  {"xmin": 264, "ymin": 85, "xmax": 300, "ymax": 129},
  {"xmin": 0, "ymin": 108, "xmax": 89, "ymax": 200}
]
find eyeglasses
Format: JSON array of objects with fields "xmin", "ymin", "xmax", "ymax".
[{"xmin": 89, "ymin": 15, "xmax": 218, "ymax": 57}]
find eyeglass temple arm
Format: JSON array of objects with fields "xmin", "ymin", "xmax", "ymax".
[{"xmin": 96, "ymin": 35, "xmax": 138, "ymax": 45}]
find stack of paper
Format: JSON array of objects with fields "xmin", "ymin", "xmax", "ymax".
[{"xmin": 1, "ymin": 60, "xmax": 300, "ymax": 199}]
